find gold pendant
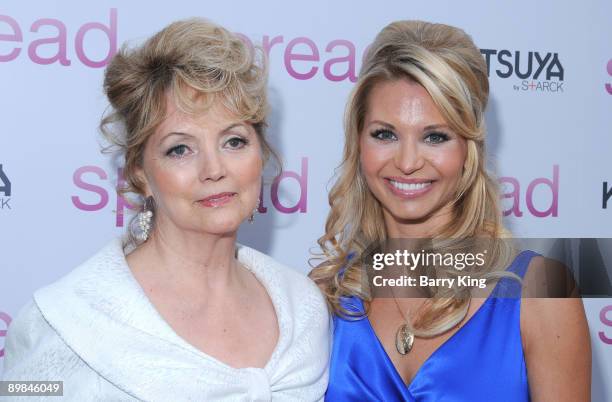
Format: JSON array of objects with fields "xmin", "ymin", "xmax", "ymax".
[{"xmin": 395, "ymin": 323, "xmax": 415, "ymax": 355}]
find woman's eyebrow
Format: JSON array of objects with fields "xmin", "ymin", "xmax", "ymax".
[
  {"xmin": 158, "ymin": 131, "xmax": 195, "ymax": 145},
  {"xmin": 423, "ymin": 124, "xmax": 450, "ymax": 130},
  {"xmin": 365, "ymin": 121, "xmax": 450, "ymax": 131},
  {"xmin": 366, "ymin": 120, "xmax": 395, "ymax": 130},
  {"xmin": 221, "ymin": 122, "xmax": 249, "ymax": 133}
]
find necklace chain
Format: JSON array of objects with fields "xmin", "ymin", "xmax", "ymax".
[{"xmin": 388, "ymin": 268, "xmax": 417, "ymax": 355}]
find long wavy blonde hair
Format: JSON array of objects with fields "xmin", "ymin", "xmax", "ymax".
[{"xmin": 310, "ymin": 20, "xmax": 514, "ymax": 337}]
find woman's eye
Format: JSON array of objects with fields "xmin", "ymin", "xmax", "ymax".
[
  {"xmin": 226, "ymin": 136, "xmax": 248, "ymax": 149},
  {"xmin": 371, "ymin": 129, "xmax": 397, "ymax": 141},
  {"xmin": 424, "ymin": 132, "xmax": 450, "ymax": 144},
  {"xmin": 166, "ymin": 144, "xmax": 191, "ymax": 158}
]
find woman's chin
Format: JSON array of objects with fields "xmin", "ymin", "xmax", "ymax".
[
  {"xmin": 196, "ymin": 217, "xmax": 244, "ymax": 236},
  {"xmin": 384, "ymin": 206, "xmax": 439, "ymax": 227}
]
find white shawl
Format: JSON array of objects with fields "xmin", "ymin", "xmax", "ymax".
[{"xmin": 2, "ymin": 239, "xmax": 330, "ymax": 401}]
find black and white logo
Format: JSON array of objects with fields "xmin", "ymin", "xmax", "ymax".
[
  {"xmin": 481, "ymin": 49, "xmax": 565, "ymax": 93},
  {"xmin": 604, "ymin": 182, "xmax": 611, "ymax": 209},
  {"xmin": 0, "ymin": 164, "xmax": 12, "ymax": 210}
]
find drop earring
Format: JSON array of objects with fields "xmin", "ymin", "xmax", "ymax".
[
  {"xmin": 137, "ymin": 196, "xmax": 154, "ymax": 241},
  {"xmin": 248, "ymin": 200, "xmax": 260, "ymax": 223}
]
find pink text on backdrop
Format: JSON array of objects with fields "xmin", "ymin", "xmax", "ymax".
[
  {"xmin": 0, "ymin": 311, "xmax": 12, "ymax": 358},
  {"xmin": 0, "ymin": 8, "xmax": 117, "ymax": 67},
  {"xmin": 600, "ymin": 305, "xmax": 612, "ymax": 345},
  {"xmin": 237, "ymin": 33, "xmax": 362, "ymax": 82},
  {"xmin": 499, "ymin": 165, "xmax": 559, "ymax": 218},
  {"xmin": 261, "ymin": 157, "xmax": 308, "ymax": 213},
  {"xmin": 2, "ymin": 8, "xmax": 578, "ymax": 88},
  {"xmin": 606, "ymin": 59, "xmax": 612, "ymax": 95},
  {"xmin": 0, "ymin": 8, "xmax": 364, "ymax": 79},
  {"xmin": 71, "ymin": 166, "xmax": 134, "ymax": 226},
  {"xmin": 71, "ymin": 158, "xmax": 309, "ymax": 226}
]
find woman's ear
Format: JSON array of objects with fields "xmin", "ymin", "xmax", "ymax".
[{"xmin": 135, "ymin": 166, "xmax": 151, "ymax": 198}]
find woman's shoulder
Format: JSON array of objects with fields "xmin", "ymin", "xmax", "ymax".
[
  {"xmin": 36, "ymin": 238, "xmax": 126, "ymax": 295},
  {"xmin": 4, "ymin": 299, "xmax": 52, "ymax": 350},
  {"xmin": 2, "ymin": 300, "xmax": 76, "ymax": 379},
  {"xmin": 31, "ymin": 238, "xmax": 128, "ymax": 317},
  {"xmin": 519, "ymin": 252, "xmax": 578, "ymax": 298},
  {"xmin": 2, "ymin": 300, "xmax": 134, "ymax": 398},
  {"xmin": 3, "ymin": 238, "xmax": 141, "ymax": 381},
  {"xmin": 29, "ymin": 237, "xmax": 165, "ymax": 362}
]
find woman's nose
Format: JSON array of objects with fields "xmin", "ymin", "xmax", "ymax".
[
  {"xmin": 394, "ymin": 138, "xmax": 425, "ymax": 175},
  {"xmin": 198, "ymin": 147, "xmax": 226, "ymax": 182}
]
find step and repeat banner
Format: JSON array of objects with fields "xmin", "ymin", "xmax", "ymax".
[{"xmin": 0, "ymin": 0, "xmax": 610, "ymax": 398}]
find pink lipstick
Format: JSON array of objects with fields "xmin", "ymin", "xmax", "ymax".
[{"xmin": 198, "ymin": 192, "xmax": 236, "ymax": 207}]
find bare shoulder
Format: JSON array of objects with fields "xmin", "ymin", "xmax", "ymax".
[
  {"xmin": 520, "ymin": 255, "xmax": 591, "ymax": 401},
  {"xmin": 521, "ymin": 255, "xmax": 579, "ymax": 298}
]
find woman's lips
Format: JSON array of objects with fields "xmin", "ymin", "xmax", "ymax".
[
  {"xmin": 384, "ymin": 178, "xmax": 434, "ymax": 199},
  {"xmin": 198, "ymin": 192, "xmax": 237, "ymax": 207}
]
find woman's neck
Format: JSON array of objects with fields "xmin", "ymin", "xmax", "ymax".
[{"xmin": 127, "ymin": 222, "xmax": 243, "ymax": 295}]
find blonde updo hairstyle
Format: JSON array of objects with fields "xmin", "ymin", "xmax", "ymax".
[
  {"xmin": 100, "ymin": 18, "xmax": 278, "ymax": 243},
  {"xmin": 310, "ymin": 20, "xmax": 513, "ymax": 337}
]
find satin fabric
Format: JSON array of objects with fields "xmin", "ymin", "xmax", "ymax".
[{"xmin": 326, "ymin": 251, "xmax": 536, "ymax": 402}]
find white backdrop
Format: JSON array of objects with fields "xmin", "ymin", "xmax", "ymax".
[{"xmin": 0, "ymin": 0, "xmax": 610, "ymax": 399}]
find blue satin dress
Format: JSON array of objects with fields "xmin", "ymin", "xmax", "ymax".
[{"xmin": 326, "ymin": 251, "xmax": 537, "ymax": 402}]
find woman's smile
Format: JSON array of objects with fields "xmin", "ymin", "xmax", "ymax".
[{"xmin": 384, "ymin": 177, "xmax": 435, "ymax": 199}]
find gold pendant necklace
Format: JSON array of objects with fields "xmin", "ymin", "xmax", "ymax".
[
  {"xmin": 390, "ymin": 284, "xmax": 417, "ymax": 355},
  {"xmin": 388, "ymin": 263, "xmax": 420, "ymax": 355},
  {"xmin": 395, "ymin": 323, "xmax": 415, "ymax": 355}
]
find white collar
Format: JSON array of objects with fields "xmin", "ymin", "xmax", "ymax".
[{"xmin": 34, "ymin": 238, "xmax": 296, "ymax": 400}]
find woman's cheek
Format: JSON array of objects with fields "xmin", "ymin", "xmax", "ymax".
[
  {"xmin": 361, "ymin": 144, "xmax": 390, "ymax": 176},
  {"xmin": 426, "ymin": 142, "xmax": 464, "ymax": 174},
  {"xmin": 235, "ymin": 152, "xmax": 263, "ymax": 198}
]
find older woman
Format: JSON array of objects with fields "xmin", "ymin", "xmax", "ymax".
[
  {"xmin": 3, "ymin": 19, "xmax": 329, "ymax": 401},
  {"xmin": 310, "ymin": 21, "xmax": 590, "ymax": 401}
]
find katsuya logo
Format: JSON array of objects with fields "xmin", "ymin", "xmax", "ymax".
[{"xmin": 480, "ymin": 49, "xmax": 564, "ymax": 93}]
